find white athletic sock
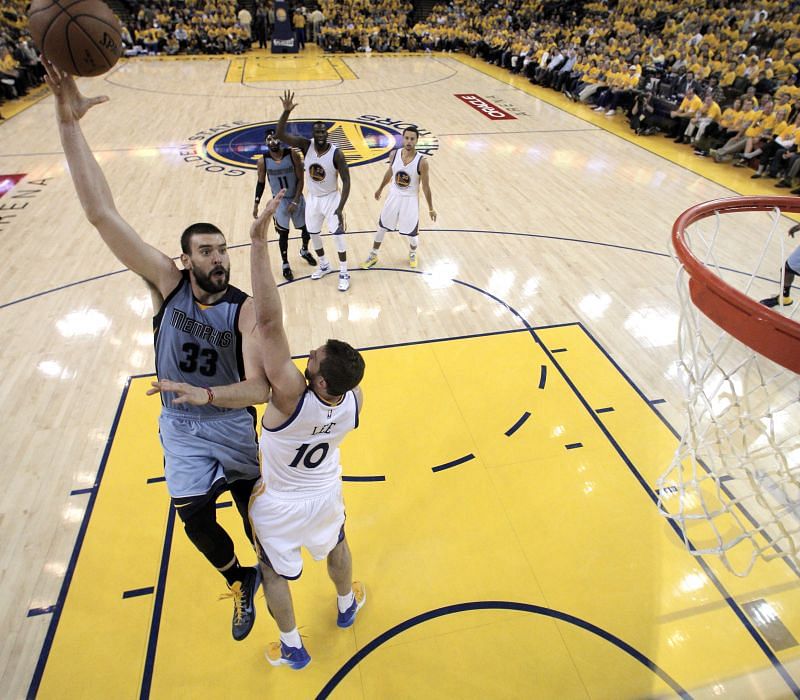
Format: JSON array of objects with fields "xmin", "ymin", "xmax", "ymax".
[
  {"xmin": 280, "ymin": 627, "xmax": 302, "ymax": 649},
  {"xmin": 339, "ymin": 262, "xmax": 348, "ymax": 273},
  {"xmin": 318, "ymin": 255, "xmax": 329, "ymax": 268},
  {"xmin": 337, "ymin": 590, "xmax": 355, "ymax": 613}
]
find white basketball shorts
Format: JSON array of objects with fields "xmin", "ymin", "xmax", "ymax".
[
  {"xmin": 249, "ymin": 481, "xmax": 345, "ymax": 579},
  {"xmin": 305, "ymin": 191, "xmax": 344, "ymax": 235},
  {"xmin": 379, "ymin": 191, "xmax": 419, "ymax": 236}
]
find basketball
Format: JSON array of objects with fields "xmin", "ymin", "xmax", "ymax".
[{"xmin": 27, "ymin": 0, "xmax": 122, "ymax": 77}]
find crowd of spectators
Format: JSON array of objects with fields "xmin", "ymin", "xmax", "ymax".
[
  {"xmin": 408, "ymin": 0, "xmax": 800, "ymax": 191},
  {"xmin": 317, "ymin": 0, "xmax": 414, "ymax": 53},
  {"xmin": 0, "ymin": 0, "xmax": 46, "ymax": 116}
]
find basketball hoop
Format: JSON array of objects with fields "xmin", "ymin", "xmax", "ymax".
[{"xmin": 658, "ymin": 196, "xmax": 800, "ymax": 576}]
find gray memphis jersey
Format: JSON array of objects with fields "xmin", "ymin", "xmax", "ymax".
[
  {"xmin": 154, "ymin": 270, "xmax": 249, "ymax": 417},
  {"xmin": 265, "ymin": 149, "xmax": 299, "ymax": 199}
]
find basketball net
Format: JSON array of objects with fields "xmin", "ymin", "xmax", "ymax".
[{"xmin": 657, "ymin": 197, "xmax": 800, "ymax": 576}]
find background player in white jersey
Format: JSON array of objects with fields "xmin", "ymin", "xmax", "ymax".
[
  {"xmin": 252, "ymin": 128, "xmax": 317, "ymax": 281},
  {"xmin": 276, "ymin": 90, "xmax": 353, "ymax": 291},
  {"xmin": 362, "ymin": 126, "xmax": 436, "ymax": 270},
  {"xmin": 156, "ymin": 189, "xmax": 367, "ymax": 671},
  {"xmin": 46, "ymin": 61, "xmax": 269, "ymax": 642}
]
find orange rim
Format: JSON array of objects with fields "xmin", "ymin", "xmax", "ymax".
[{"xmin": 672, "ymin": 196, "xmax": 800, "ymax": 374}]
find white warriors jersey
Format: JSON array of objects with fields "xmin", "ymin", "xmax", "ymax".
[
  {"xmin": 304, "ymin": 143, "xmax": 339, "ymax": 197},
  {"xmin": 389, "ymin": 149, "xmax": 423, "ymax": 197},
  {"xmin": 259, "ymin": 388, "xmax": 360, "ymax": 495}
]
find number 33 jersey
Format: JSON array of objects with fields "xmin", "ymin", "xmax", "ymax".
[
  {"xmin": 154, "ymin": 270, "xmax": 249, "ymax": 416},
  {"xmin": 259, "ymin": 388, "xmax": 360, "ymax": 495}
]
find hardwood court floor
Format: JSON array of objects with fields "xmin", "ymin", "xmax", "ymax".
[{"xmin": 1, "ymin": 49, "xmax": 799, "ymax": 699}]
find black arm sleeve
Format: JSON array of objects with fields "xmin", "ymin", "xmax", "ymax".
[{"xmin": 254, "ymin": 180, "xmax": 266, "ymax": 202}]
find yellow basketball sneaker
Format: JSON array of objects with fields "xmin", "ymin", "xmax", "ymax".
[
  {"xmin": 362, "ymin": 252, "xmax": 378, "ymax": 269},
  {"xmin": 760, "ymin": 295, "xmax": 794, "ymax": 308},
  {"xmin": 409, "ymin": 250, "xmax": 418, "ymax": 268}
]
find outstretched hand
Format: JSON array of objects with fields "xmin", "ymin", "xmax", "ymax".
[
  {"xmin": 147, "ymin": 379, "xmax": 209, "ymax": 405},
  {"xmin": 43, "ymin": 58, "xmax": 108, "ymax": 124},
  {"xmin": 250, "ymin": 189, "xmax": 285, "ymax": 242},
  {"xmin": 281, "ymin": 90, "xmax": 298, "ymax": 113}
]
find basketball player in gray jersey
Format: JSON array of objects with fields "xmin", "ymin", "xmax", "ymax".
[
  {"xmin": 276, "ymin": 90, "xmax": 353, "ymax": 292},
  {"xmin": 252, "ymin": 129, "xmax": 317, "ymax": 281},
  {"xmin": 46, "ymin": 60, "xmax": 268, "ymax": 642},
  {"xmin": 153, "ymin": 189, "xmax": 367, "ymax": 671}
]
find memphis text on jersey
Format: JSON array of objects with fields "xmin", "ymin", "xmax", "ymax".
[{"xmin": 170, "ymin": 308, "xmax": 233, "ymax": 348}]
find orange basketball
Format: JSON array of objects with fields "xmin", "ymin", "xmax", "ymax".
[{"xmin": 28, "ymin": 0, "xmax": 123, "ymax": 77}]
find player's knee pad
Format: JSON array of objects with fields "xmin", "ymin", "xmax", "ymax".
[
  {"xmin": 333, "ymin": 232, "xmax": 347, "ymax": 254},
  {"xmin": 181, "ymin": 501, "xmax": 233, "ymax": 566},
  {"xmin": 310, "ymin": 233, "xmax": 324, "ymax": 251},
  {"xmin": 374, "ymin": 225, "xmax": 387, "ymax": 243}
]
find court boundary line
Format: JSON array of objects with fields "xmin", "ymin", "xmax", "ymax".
[
  {"xmin": 27, "ymin": 377, "xmax": 134, "ymax": 699},
  {"xmin": 6, "ymin": 227, "xmax": 796, "ymax": 311}
]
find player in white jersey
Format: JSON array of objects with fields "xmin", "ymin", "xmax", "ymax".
[
  {"xmin": 362, "ymin": 125, "xmax": 436, "ymax": 270},
  {"xmin": 276, "ymin": 90, "xmax": 353, "ymax": 291},
  {"xmin": 152, "ymin": 189, "xmax": 367, "ymax": 671}
]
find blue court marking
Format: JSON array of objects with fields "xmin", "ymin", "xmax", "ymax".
[
  {"xmin": 432, "ymin": 454, "xmax": 475, "ymax": 473},
  {"xmin": 4, "ymin": 227, "xmax": 794, "ymax": 311},
  {"xmin": 27, "ymin": 378, "xmax": 133, "ymax": 698},
  {"xmin": 27, "ymin": 606, "xmax": 56, "ymax": 618},
  {"xmin": 719, "ymin": 475, "xmax": 735, "ymax": 483},
  {"xmin": 342, "ymin": 475, "xmax": 386, "ymax": 482},
  {"xmin": 122, "ymin": 587, "xmax": 155, "ymax": 599},
  {"xmin": 140, "ymin": 503, "xmax": 177, "ymax": 700},
  {"xmin": 538, "ymin": 365, "xmax": 547, "ymax": 389},
  {"xmin": 146, "ymin": 476, "xmax": 166, "ymax": 484},
  {"xmin": 577, "ymin": 322, "xmax": 800, "ymax": 582},
  {"xmin": 649, "ymin": 398, "xmax": 667, "ymax": 405},
  {"xmin": 595, "ymin": 407, "xmax": 615, "ymax": 414},
  {"xmin": 316, "ymin": 601, "xmax": 691, "ymax": 700},
  {"xmin": 565, "ymin": 442, "xmax": 583, "ymax": 450},
  {"xmin": 551, "ymin": 347, "xmax": 567, "ymax": 353},
  {"xmin": 505, "ymin": 411, "xmax": 531, "ymax": 437},
  {"xmin": 215, "ymin": 501, "xmax": 233, "ymax": 509},
  {"xmin": 69, "ymin": 487, "xmax": 94, "ymax": 496}
]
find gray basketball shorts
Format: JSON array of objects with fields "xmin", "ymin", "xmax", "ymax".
[
  {"xmin": 158, "ymin": 408, "xmax": 260, "ymax": 500},
  {"xmin": 788, "ymin": 245, "xmax": 800, "ymax": 275},
  {"xmin": 274, "ymin": 195, "xmax": 306, "ymax": 231}
]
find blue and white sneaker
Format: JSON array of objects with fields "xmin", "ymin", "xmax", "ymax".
[
  {"xmin": 265, "ymin": 641, "xmax": 311, "ymax": 670},
  {"xmin": 337, "ymin": 581, "xmax": 366, "ymax": 628}
]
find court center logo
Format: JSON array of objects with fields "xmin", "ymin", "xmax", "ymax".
[{"xmin": 181, "ymin": 116, "xmax": 438, "ymax": 177}]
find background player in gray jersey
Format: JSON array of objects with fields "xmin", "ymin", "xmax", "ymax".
[
  {"xmin": 253, "ymin": 129, "xmax": 317, "ymax": 281},
  {"xmin": 46, "ymin": 61, "xmax": 269, "ymax": 642}
]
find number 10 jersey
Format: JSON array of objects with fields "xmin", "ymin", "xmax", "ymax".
[{"xmin": 259, "ymin": 388, "xmax": 360, "ymax": 496}]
